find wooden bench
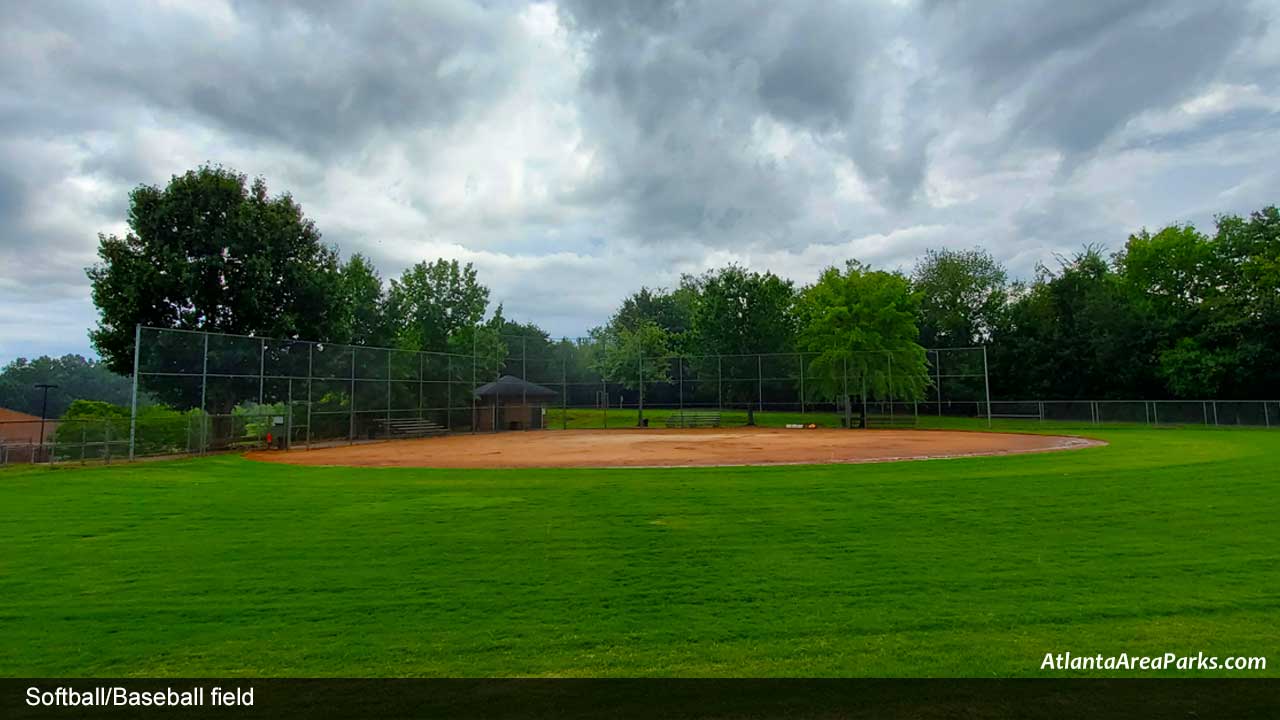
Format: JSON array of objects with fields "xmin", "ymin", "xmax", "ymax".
[
  {"xmin": 375, "ymin": 418, "xmax": 449, "ymax": 438},
  {"xmin": 664, "ymin": 411, "xmax": 722, "ymax": 428}
]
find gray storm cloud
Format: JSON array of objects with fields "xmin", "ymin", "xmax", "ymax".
[{"xmin": 1, "ymin": 0, "xmax": 1278, "ymax": 363}]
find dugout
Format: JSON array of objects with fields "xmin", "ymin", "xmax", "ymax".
[{"xmin": 474, "ymin": 375, "xmax": 558, "ymax": 431}]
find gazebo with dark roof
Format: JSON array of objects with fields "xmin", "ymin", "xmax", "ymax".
[{"xmin": 473, "ymin": 375, "xmax": 558, "ymax": 431}]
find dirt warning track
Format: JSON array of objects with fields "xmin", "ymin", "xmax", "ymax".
[{"xmin": 246, "ymin": 428, "xmax": 1102, "ymax": 469}]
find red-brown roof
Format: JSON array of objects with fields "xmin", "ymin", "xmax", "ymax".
[{"xmin": 0, "ymin": 407, "xmax": 58, "ymax": 445}]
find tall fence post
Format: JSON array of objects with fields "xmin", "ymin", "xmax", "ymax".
[
  {"xmin": 757, "ymin": 355, "xmax": 763, "ymax": 413},
  {"xmin": 471, "ymin": 333, "xmax": 477, "ymax": 434},
  {"xmin": 678, "ymin": 355, "xmax": 684, "ymax": 421},
  {"xmin": 385, "ymin": 351, "xmax": 392, "ymax": 437},
  {"xmin": 1152, "ymin": 401, "xmax": 1159, "ymax": 426},
  {"xmin": 1144, "ymin": 401, "xmax": 1150, "ymax": 425},
  {"xmin": 842, "ymin": 356, "xmax": 850, "ymax": 429},
  {"xmin": 349, "ymin": 347, "xmax": 356, "ymax": 444},
  {"xmin": 798, "ymin": 353, "xmax": 805, "ymax": 416},
  {"xmin": 1265, "ymin": 401, "xmax": 1271, "ymax": 429},
  {"xmin": 981, "ymin": 346, "xmax": 992, "ymax": 429},
  {"xmin": 305, "ymin": 343, "xmax": 313, "ymax": 449},
  {"xmin": 200, "ymin": 332, "xmax": 209, "ymax": 454},
  {"xmin": 128, "ymin": 323, "xmax": 141, "ymax": 461},
  {"xmin": 258, "ymin": 338, "xmax": 266, "ymax": 406},
  {"xmin": 1202, "ymin": 401, "xmax": 1209, "ymax": 426},
  {"xmin": 561, "ymin": 351, "xmax": 568, "ymax": 431},
  {"xmin": 717, "ymin": 355, "xmax": 723, "ymax": 412},
  {"xmin": 887, "ymin": 352, "xmax": 894, "ymax": 425},
  {"xmin": 935, "ymin": 350, "xmax": 942, "ymax": 417},
  {"xmin": 638, "ymin": 353, "xmax": 644, "ymax": 427},
  {"xmin": 1212, "ymin": 400, "xmax": 1219, "ymax": 426}
]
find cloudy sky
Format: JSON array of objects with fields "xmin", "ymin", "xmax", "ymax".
[{"xmin": 2, "ymin": 0, "xmax": 1278, "ymax": 365}]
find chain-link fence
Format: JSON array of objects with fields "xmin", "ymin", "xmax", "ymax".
[
  {"xmin": 116, "ymin": 326, "xmax": 995, "ymax": 459},
  {"xmin": 9, "ymin": 325, "xmax": 1273, "ymax": 466}
]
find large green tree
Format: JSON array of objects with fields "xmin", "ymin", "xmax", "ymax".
[
  {"xmin": 87, "ymin": 165, "xmax": 342, "ymax": 374},
  {"xmin": 334, "ymin": 254, "xmax": 390, "ymax": 347},
  {"xmin": 384, "ymin": 259, "xmax": 489, "ymax": 352},
  {"xmin": 796, "ymin": 261, "xmax": 928, "ymax": 405},
  {"xmin": 992, "ymin": 248, "xmax": 1157, "ymax": 399},
  {"xmin": 911, "ymin": 248, "xmax": 1008, "ymax": 347},
  {"xmin": 686, "ymin": 265, "xmax": 796, "ymax": 356}
]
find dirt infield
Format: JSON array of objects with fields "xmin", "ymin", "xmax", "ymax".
[{"xmin": 247, "ymin": 428, "xmax": 1102, "ymax": 469}]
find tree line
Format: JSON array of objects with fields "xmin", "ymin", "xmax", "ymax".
[{"xmin": 81, "ymin": 165, "xmax": 1279, "ymax": 405}]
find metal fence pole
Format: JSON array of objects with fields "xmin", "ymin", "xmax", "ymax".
[
  {"xmin": 200, "ymin": 332, "xmax": 209, "ymax": 454},
  {"xmin": 444, "ymin": 354, "xmax": 450, "ymax": 430},
  {"xmin": 349, "ymin": 347, "xmax": 356, "ymax": 444},
  {"xmin": 1039, "ymin": 401, "xmax": 1045, "ymax": 423},
  {"xmin": 1202, "ymin": 401, "xmax": 1208, "ymax": 426},
  {"xmin": 104, "ymin": 420, "xmax": 112, "ymax": 464},
  {"xmin": 472, "ymin": 334, "xmax": 477, "ymax": 434},
  {"xmin": 842, "ymin": 356, "xmax": 850, "ymax": 429},
  {"xmin": 887, "ymin": 352, "xmax": 894, "ymax": 425},
  {"xmin": 717, "ymin": 355, "xmax": 723, "ymax": 411},
  {"xmin": 935, "ymin": 350, "xmax": 942, "ymax": 417},
  {"xmin": 638, "ymin": 353, "xmax": 644, "ymax": 427},
  {"xmin": 1152, "ymin": 401, "xmax": 1159, "ymax": 425},
  {"xmin": 1212, "ymin": 400, "xmax": 1219, "ymax": 426},
  {"xmin": 305, "ymin": 343, "xmax": 313, "ymax": 449},
  {"xmin": 678, "ymin": 355, "xmax": 684, "ymax": 421},
  {"xmin": 981, "ymin": 346, "xmax": 992, "ymax": 429},
  {"xmin": 1144, "ymin": 401, "xmax": 1150, "ymax": 425},
  {"xmin": 798, "ymin": 353, "xmax": 805, "ymax": 416},
  {"xmin": 757, "ymin": 355, "xmax": 763, "ymax": 413},
  {"xmin": 1265, "ymin": 401, "xmax": 1271, "ymax": 429},
  {"xmin": 386, "ymin": 351, "xmax": 392, "ymax": 437},
  {"xmin": 258, "ymin": 338, "xmax": 266, "ymax": 406},
  {"xmin": 521, "ymin": 337, "xmax": 527, "ymax": 426},
  {"xmin": 285, "ymin": 375, "xmax": 293, "ymax": 450},
  {"xmin": 128, "ymin": 323, "xmax": 141, "ymax": 461},
  {"xmin": 561, "ymin": 351, "xmax": 568, "ymax": 430}
]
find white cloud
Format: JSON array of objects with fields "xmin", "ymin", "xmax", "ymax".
[{"xmin": 1, "ymin": 0, "xmax": 1278, "ymax": 366}]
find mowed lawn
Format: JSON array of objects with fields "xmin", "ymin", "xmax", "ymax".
[{"xmin": 1, "ymin": 427, "xmax": 1277, "ymax": 677}]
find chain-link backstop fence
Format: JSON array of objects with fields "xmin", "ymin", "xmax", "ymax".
[{"xmin": 2, "ymin": 325, "xmax": 1261, "ymax": 465}]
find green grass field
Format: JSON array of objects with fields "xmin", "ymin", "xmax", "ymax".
[{"xmin": 2, "ymin": 424, "xmax": 1277, "ymax": 677}]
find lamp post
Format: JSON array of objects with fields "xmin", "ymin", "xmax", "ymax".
[{"xmin": 34, "ymin": 383, "xmax": 58, "ymax": 462}]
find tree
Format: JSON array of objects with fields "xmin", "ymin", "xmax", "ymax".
[
  {"xmin": 611, "ymin": 287, "xmax": 693, "ymax": 342},
  {"xmin": 335, "ymin": 254, "xmax": 390, "ymax": 346},
  {"xmin": 686, "ymin": 265, "xmax": 796, "ymax": 355},
  {"xmin": 991, "ymin": 248, "xmax": 1157, "ymax": 399},
  {"xmin": 795, "ymin": 261, "xmax": 929, "ymax": 407},
  {"xmin": 385, "ymin": 259, "xmax": 489, "ymax": 352},
  {"xmin": 911, "ymin": 248, "xmax": 1008, "ymax": 347},
  {"xmin": 590, "ymin": 320, "xmax": 675, "ymax": 388},
  {"xmin": 87, "ymin": 165, "xmax": 343, "ymax": 375},
  {"xmin": 0, "ymin": 355, "xmax": 139, "ymax": 417}
]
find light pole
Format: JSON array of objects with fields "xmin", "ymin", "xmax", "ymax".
[{"xmin": 34, "ymin": 383, "xmax": 58, "ymax": 462}]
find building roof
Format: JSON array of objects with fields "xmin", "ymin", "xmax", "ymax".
[
  {"xmin": 0, "ymin": 407, "xmax": 58, "ymax": 444},
  {"xmin": 473, "ymin": 375, "xmax": 558, "ymax": 400}
]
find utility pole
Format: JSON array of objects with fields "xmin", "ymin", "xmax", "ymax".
[{"xmin": 35, "ymin": 383, "xmax": 58, "ymax": 463}]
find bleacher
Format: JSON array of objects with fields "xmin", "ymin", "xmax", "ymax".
[
  {"xmin": 374, "ymin": 418, "xmax": 449, "ymax": 438},
  {"xmin": 663, "ymin": 411, "xmax": 722, "ymax": 428}
]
